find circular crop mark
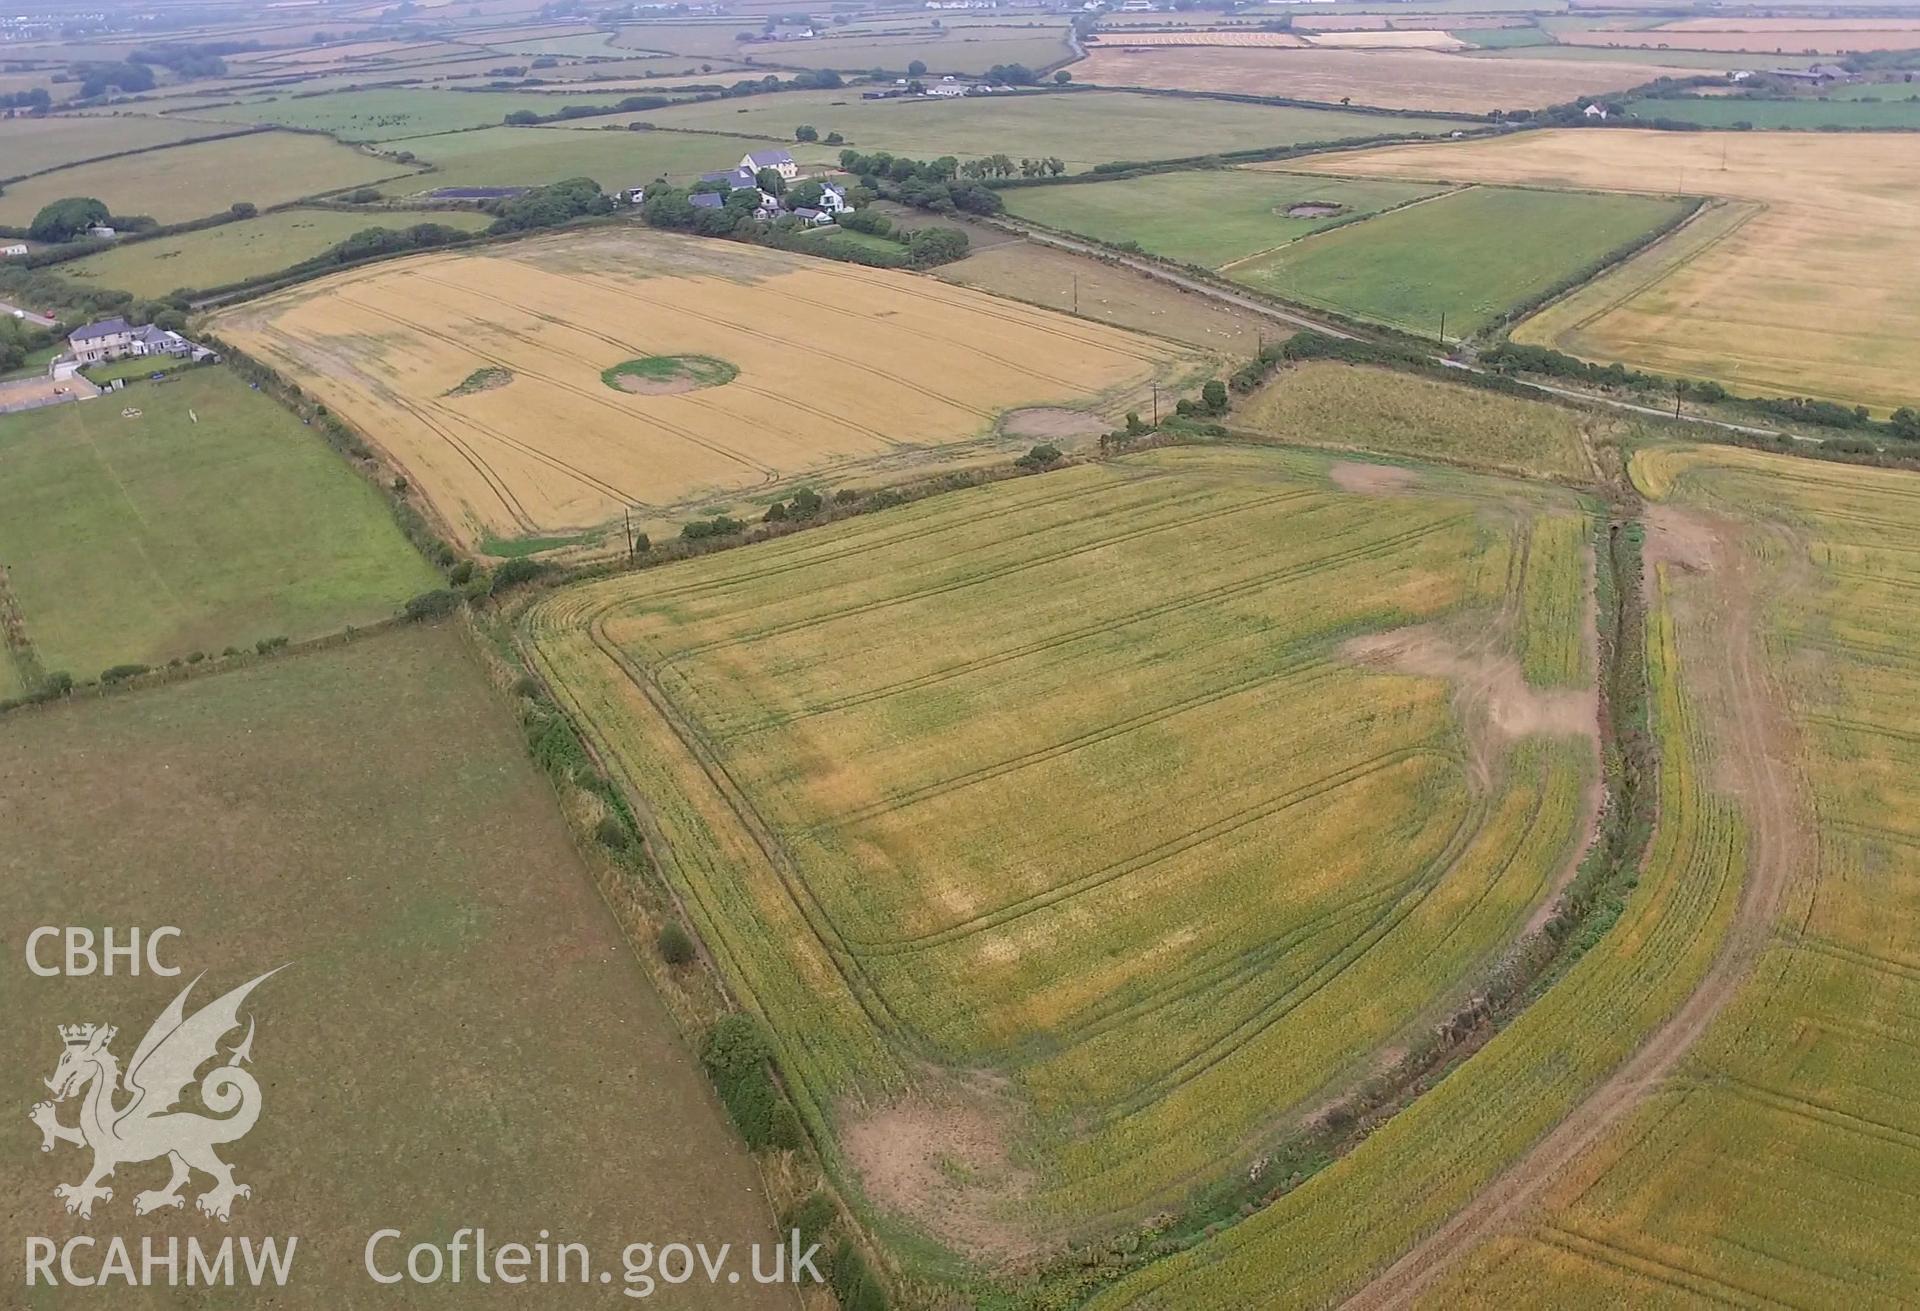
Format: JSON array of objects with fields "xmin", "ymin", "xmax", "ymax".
[{"xmin": 601, "ymin": 355, "xmax": 739, "ymax": 396}]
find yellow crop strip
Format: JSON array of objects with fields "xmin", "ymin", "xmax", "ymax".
[
  {"xmin": 529, "ymin": 444, "xmax": 1597, "ymax": 1244},
  {"xmin": 1091, "ymin": 549, "xmax": 1744, "ymax": 1309},
  {"xmin": 1419, "ymin": 445, "xmax": 1920, "ymax": 1306}
]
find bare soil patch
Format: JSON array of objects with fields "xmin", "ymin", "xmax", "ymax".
[
  {"xmin": 843, "ymin": 1088, "xmax": 1042, "ymax": 1263},
  {"xmin": 1002, "ymin": 406, "xmax": 1107, "ymax": 440},
  {"xmin": 1330, "ymin": 459, "xmax": 1419, "ymax": 495},
  {"xmin": 1284, "ymin": 201, "xmax": 1348, "ymax": 219},
  {"xmin": 1344, "ymin": 624, "xmax": 1597, "ymax": 766}
]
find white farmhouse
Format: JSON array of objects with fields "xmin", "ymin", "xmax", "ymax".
[
  {"xmin": 0, "ymin": 243, "xmax": 26, "ymax": 258},
  {"xmin": 739, "ymin": 148, "xmax": 799, "ymax": 182}
]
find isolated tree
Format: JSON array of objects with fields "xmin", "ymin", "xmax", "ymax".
[
  {"xmin": 28, "ymin": 196, "xmax": 108, "ymax": 242},
  {"xmin": 1054, "ymin": 69, "xmax": 1072, "ymax": 84},
  {"xmin": 1046, "ymin": 156, "xmax": 1067, "ymax": 176},
  {"xmin": 228, "ymin": 201, "xmax": 256, "ymax": 218},
  {"xmin": 755, "ymin": 166, "xmax": 787, "ymax": 196},
  {"xmin": 907, "ymin": 58, "xmax": 927, "ymax": 76},
  {"xmin": 794, "ymin": 124, "xmax": 818, "ymax": 141},
  {"xmin": 1202, "ymin": 379, "xmax": 1229, "ymax": 414}
]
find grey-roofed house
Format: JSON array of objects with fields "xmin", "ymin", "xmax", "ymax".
[
  {"xmin": 68, "ymin": 317, "xmax": 136, "ymax": 365},
  {"xmin": 739, "ymin": 148, "xmax": 799, "ymax": 181}
]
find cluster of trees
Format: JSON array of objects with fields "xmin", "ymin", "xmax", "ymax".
[
  {"xmin": 0, "ymin": 87, "xmax": 52, "ymax": 111},
  {"xmin": 312, "ymin": 222, "xmax": 475, "ymax": 267},
  {"xmin": 504, "ymin": 93, "xmax": 673, "ymax": 125},
  {"xmin": 68, "ymin": 61, "xmax": 155, "ymax": 98},
  {"xmin": 955, "ymin": 154, "xmax": 1065, "ymax": 179},
  {"xmin": 27, "ymin": 196, "xmax": 110, "ymax": 242},
  {"xmin": 984, "ymin": 62, "xmax": 1039, "ymax": 85},
  {"xmin": 129, "ymin": 41, "xmax": 246, "ymax": 79},
  {"xmin": 484, "ymin": 176, "xmax": 613, "ymax": 233},
  {"xmin": 0, "ymin": 314, "xmax": 52, "ymax": 374},
  {"xmin": 835, "ymin": 150, "xmax": 1003, "ymax": 215}
]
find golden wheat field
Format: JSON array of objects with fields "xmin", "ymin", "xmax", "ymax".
[
  {"xmin": 527, "ymin": 443, "xmax": 1599, "ymax": 1249},
  {"xmin": 1414, "ymin": 444, "xmax": 1920, "ymax": 1308},
  {"xmin": 1298, "ymin": 130, "xmax": 1920, "ymax": 413},
  {"xmin": 211, "ymin": 229, "xmax": 1204, "ymax": 552}
]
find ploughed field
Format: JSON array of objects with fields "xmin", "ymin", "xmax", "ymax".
[
  {"xmin": 527, "ymin": 443, "xmax": 1599, "ymax": 1250},
  {"xmin": 211, "ymin": 228, "xmax": 1205, "ymax": 553}
]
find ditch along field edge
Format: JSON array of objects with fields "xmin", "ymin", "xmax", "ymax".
[
  {"xmin": 520, "ymin": 447, "xmax": 1614, "ymax": 1281},
  {"xmin": 1340, "ymin": 498, "xmax": 1809, "ymax": 1309}
]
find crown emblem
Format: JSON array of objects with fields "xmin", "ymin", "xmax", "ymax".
[{"xmin": 58, "ymin": 1023, "xmax": 115, "ymax": 1047}]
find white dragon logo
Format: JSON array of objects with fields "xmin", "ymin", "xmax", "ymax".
[{"xmin": 29, "ymin": 968, "xmax": 282, "ymax": 1223}]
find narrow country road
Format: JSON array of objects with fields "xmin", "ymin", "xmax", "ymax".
[
  {"xmin": 0, "ymin": 300, "xmax": 58, "ymax": 329},
  {"xmin": 997, "ymin": 223, "xmax": 1360, "ymax": 339}
]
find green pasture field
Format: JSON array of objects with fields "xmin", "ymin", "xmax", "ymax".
[
  {"xmin": 0, "ymin": 131, "xmax": 415, "ymax": 226},
  {"xmin": 58, "ymin": 207, "xmax": 495, "ymax": 297},
  {"xmin": 566, "ymin": 88, "xmax": 1474, "ymax": 172},
  {"xmin": 1624, "ymin": 92, "xmax": 1920, "ymax": 128},
  {"xmin": 1237, "ymin": 361, "xmax": 1595, "ymax": 484},
  {"xmin": 0, "ymin": 367, "xmax": 436, "ymax": 687},
  {"xmin": 1454, "ymin": 25, "xmax": 1552, "ymax": 47},
  {"xmin": 179, "ymin": 86, "xmax": 645, "ymax": 141},
  {"xmin": 796, "ymin": 225, "xmax": 909, "ymax": 261},
  {"xmin": 0, "ymin": 114, "xmax": 243, "ymax": 180},
  {"xmin": 0, "ymin": 625, "xmax": 794, "ymax": 1310},
  {"xmin": 1002, "ymin": 170, "xmax": 1451, "ymax": 265},
  {"xmin": 1229, "ymin": 183, "xmax": 1692, "ymax": 337},
  {"xmin": 529, "ymin": 442, "xmax": 1596, "ymax": 1259},
  {"xmin": 391, "ymin": 125, "xmax": 829, "ymax": 193}
]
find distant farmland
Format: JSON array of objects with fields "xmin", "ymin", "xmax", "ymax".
[
  {"xmin": 528, "ymin": 443, "xmax": 1598, "ymax": 1252},
  {"xmin": 1229, "ymin": 182, "xmax": 1691, "ymax": 337},
  {"xmin": 1002, "ymin": 171, "xmax": 1451, "ymax": 265},
  {"xmin": 1298, "ymin": 130, "xmax": 1920, "ymax": 412},
  {"xmin": 59, "ymin": 207, "xmax": 494, "ymax": 297},
  {"xmin": 572, "ymin": 89, "xmax": 1478, "ymax": 172},
  {"xmin": 213, "ymin": 228, "xmax": 1205, "ymax": 552},
  {"xmin": 0, "ymin": 131, "xmax": 413, "ymax": 225}
]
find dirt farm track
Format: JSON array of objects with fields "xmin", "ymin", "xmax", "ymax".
[{"xmin": 212, "ymin": 228, "xmax": 1206, "ymax": 551}]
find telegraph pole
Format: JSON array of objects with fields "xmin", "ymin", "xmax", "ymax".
[
  {"xmin": 624, "ymin": 507, "xmax": 634, "ymax": 562},
  {"xmin": 1152, "ymin": 383, "xmax": 1159, "ymax": 425},
  {"xmin": 1438, "ymin": 310, "xmax": 1446, "ymax": 345},
  {"xmin": 1072, "ymin": 272, "xmax": 1078, "ymax": 316}
]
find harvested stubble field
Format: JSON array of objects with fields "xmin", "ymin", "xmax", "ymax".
[
  {"xmin": 1227, "ymin": 182, "xmax": 1690, "ymax": 337},
  {"xmin": 0, "ymin": 131, "xmax": 414, "ymax": 226},
  {"xmin": 1070, "ymin": 45, "xmax": 1682, "ymax": 113},
  {"xmin": 0, "ymin": 625, "xmax": 792, "ymax": 1309},
  {"xmin": 0, "ymin": 368, "xmax": 435, "ymax": 690},
  {"xmin": 562, "ymin": 88, "xmax": 1468, "ymax": 173},
  {"xmin": 1236, "ymin": 361, "xmax": 1596, "ymax": 484},
  {"xmin": 1563, "ymin": 23, "xmax": 1920, "ymax": 52},
  {"xmin": 59, "ymin": 206, "xmax": 494, "ymax": 297},
  {"xmin": 1298, "ymin": 130, "xmax": 1920, "ymax": 412},
  {"xmin": 211, "ymin": 228, "xmax": 1204, "ymax": 551},
  {"xmin": 527, "ymin": 443, "xmax": 1599, "ymax": 1256},
  {"xmin": 1001, "ymin": 171, "xmax": 1452, "ymax": 267},
  {"xmin": 0, "ymin": 113, "xmax": 241, "ymax": 179},
  {"xmin": 1400, "ymin": 444, "xmax": 1920, "ymax": 1308},
  {"xmin": 933, "ymin": 239, "xmax": 1278, "ymax": 356}
]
